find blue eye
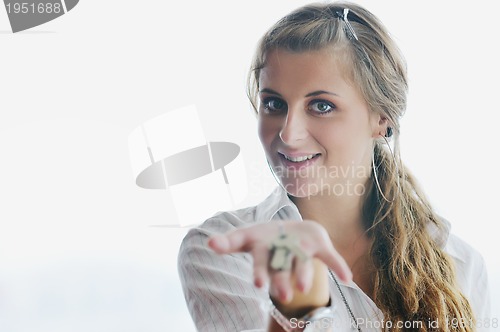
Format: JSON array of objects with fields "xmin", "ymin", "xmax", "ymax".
[
  {"xmin": 309, "ymin": 100, "xmax": 335, "ymax": 114},
  {"xmin": 262, "ymin": 97, "xmax": 287, "ymax": 113}
]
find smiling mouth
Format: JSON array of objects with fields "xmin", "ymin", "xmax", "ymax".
[{"xmin": 280, "ymin": 153, "xmax": 321, "ymax": 163}]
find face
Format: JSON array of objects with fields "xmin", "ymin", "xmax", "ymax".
[{"xmin": 258, "ymin": 48, "xmax": 384, "ymax": 198}]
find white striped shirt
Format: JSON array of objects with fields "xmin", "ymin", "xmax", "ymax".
[{"xmin": 178, "ymin": 187, "xmax": 491, "ymax": 331}]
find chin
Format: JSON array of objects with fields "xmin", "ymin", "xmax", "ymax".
[{"xmin": 279, "ymin": 178, "xmax": 322, "ymax": 198}]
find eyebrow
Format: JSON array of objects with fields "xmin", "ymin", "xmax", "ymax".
[{"xmin": 259, "ymin": 88, "xmax": 339, "ymax": 97}]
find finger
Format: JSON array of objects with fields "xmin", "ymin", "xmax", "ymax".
[
  {"xmin": 252, "ymin": 245, "xmax": 270, "ymax": 288},
  {"xmin": 207, "ymin": 229, "xmax": 249, "ymax": 254},
  {"xmin": 293, "ymin": 256, "xmax": 313, "ymax": 294},
  {"xmin": 270, "ymin": 268, "xmax": 293, "ymax": 304},
  {"xmin": 315, "ymin": 244, "xmax": 352, "ymax": 283}
]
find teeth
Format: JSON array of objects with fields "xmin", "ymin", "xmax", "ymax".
[{"xmin": 283, "ymin": 154, "xmax": 317, "ymax": 162}]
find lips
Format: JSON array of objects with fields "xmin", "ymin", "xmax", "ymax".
[
  {"xmin": 278, "ymin": 152, "xmax": 321, "ymax": 170},
  {"xmin": 282, "ymin": 153, "xmax": 320, "ymax": 162}
]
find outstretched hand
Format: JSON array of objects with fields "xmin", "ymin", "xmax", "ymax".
[{"xmin": 208, "ymin": 220, "xmax": 352, "ymax": 310}]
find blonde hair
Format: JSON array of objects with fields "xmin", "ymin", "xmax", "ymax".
[{"xmin": 247, "ymin": 2, "xmax": 475, "ymax": 330}]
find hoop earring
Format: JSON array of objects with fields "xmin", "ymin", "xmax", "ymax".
[{"xmin": 372, "ymin": 134, "xmax": 400, "ymax": 203}]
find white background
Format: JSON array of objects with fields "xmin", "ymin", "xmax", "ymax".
[{"xmin": 0, "ymin": 1, "xmax": 498, "ymax": 331}]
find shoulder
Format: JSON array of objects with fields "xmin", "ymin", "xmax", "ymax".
[
  {"xmin": 180, "ymin": 187, "xmax": 287, "ymax": 244},
  {"xmin": 445, "ymin": 233, "xmax": 487, "ymax": 282},
  {"xmin": 433, "ymin": 217, "xmax": 487, "ymax": 285},
  {"xmin": 178, "ymin": 204, "xmax": 263, "ymax": 263},
  {"xmin": 444, "ymin": 233, "xmax": 491, "ymax": 321},
  {"xmin": 184, "ymin": 205, "xmax": 261, "ymax": 240}
]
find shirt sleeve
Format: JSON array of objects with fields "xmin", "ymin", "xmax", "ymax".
[{"xmin": 177, "ymin": 217, "xmax": 269, "ymax": 332}]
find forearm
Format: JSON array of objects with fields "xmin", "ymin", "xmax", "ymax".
[{"xmin": 179, "ymin": 225, "xmax": 270, "ymax": 331}]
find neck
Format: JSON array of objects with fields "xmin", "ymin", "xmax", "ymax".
[
  {"xmin": 291, "ymin": 191, "xmax": 368, "ymax": 252},
  {"xmin": 291, "ymin": 179, "xmax": 376, "ymax": 265},
  {"xmin": 291, "ymin": 188, "xmax": 376, "ymax": 295}
]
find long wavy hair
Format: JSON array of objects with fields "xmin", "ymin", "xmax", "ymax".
[{"xmin": 247, "ymin": 2, "xmax": 474, "ymax": 331}]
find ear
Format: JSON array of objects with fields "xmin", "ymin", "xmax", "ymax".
[{"xmin": 371, "ymin": 113, "xmax": 389, "ymax": 138}]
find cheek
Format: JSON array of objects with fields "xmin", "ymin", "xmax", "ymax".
[
  {"xmin": 317, "ymin": 121, "xmax": 370, "ymax": 161},
  {"xmin": 314, "ymin": 122, "xmax": 345, "ymax": 149}
]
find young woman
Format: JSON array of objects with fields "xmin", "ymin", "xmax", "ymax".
[{"xmin": 178, "ymin": 2, "xmax": 490, "ymax": 331}]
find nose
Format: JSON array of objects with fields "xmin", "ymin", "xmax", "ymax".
[{"xmin": 279, "ymin": 108, "xmax": 308, "ymax": 144}]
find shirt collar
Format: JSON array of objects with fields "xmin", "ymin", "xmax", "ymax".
[
  {"xmin": 255, "ymin": 186, "xmax": 301, "ymax": 222},
  {"xmin": 428, "ymin": 216, "xmax": 452, "ymax": 249}
]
